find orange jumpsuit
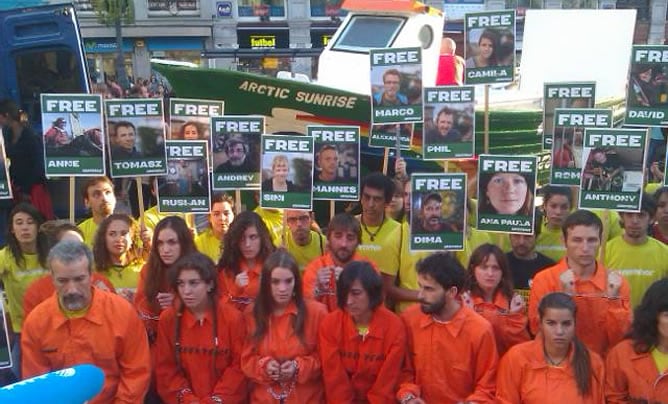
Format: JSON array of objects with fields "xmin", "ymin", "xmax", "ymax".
[
  {"xmin": 397, "ymin": 305, "xmax": 498, "ymax": 403},
  {"xmin": 528, "ymin": 259, "xmax": 631, "ymax": 357},
  {"xmin": 218, "ymin": 261, "xmax": 262, "ymax": 312},
  {"xmin": 23, "ymin": 273, "xmax": 115, "ymax": 319},
  {"xmin": 496, "ymin": 336, "xmax": 605, "ymax": 403},
  {"xmin": 302, "ymin": 252, "xmax": 377, "ymax": 312},
  {"xmin": 242, "ymin": 300, "xmax": 327, "ymax": 403},
  {"xmin": 319, "ymin": 306, "xmax": 406, "ymax": 404},
  {"xmin": 133, "ymin": 263, "xmax": 171, "ymax": 345},
  {"xmin": 605, "ymin": 338, "xmax": 668, "ymax": 403},
  {"xmin": 21, "ymin": 289, "xmax": 151, "ymax": 403},
  {"xmin": 470, "ymin": 291, "xmax": 530, "ymax": 356},
  {"xmin": 155, "ymin": 301, "xmax": 248, "ymax": 404}
]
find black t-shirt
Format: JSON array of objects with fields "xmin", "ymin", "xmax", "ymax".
[{"xmin": 505, "ymin": 252, "xmax": 555, "ymax": 289}]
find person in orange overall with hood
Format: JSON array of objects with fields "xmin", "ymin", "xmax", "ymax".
[
  {"xmin": 155, "ymin": 252, "xmax": 247, "ymax": 404},
  {"xmin": 303, "ymin": 213, "xmax": 377, "ymax": 312},
  {"xmin": 319, "ymin": 260, "xmax": 407, "ymax": 403},
  {"xmin": 463, "ymin": 243, "xmax": 530, "ymax": 356},
  {"xmin": 397, "ymin": 252, "xmax": 498, "ymax": 404},
  {"xmin": 22, "ymin": 240, "xmax": 150, "ymax": 403},
  {"xmin": 242, "ymin": 249, "xmax": 327, "ymax": 403},
  {"xmin": 528, "ymin": 209, "xmax": 631, "ymax": 357},
  {"xmin": 217, "ymin": 211, "xmax": 275, "ymax": 312},
  {"xmin": 496, "ymin": 292, "xmax": 605, "ymax": 403},
  {"xmin": 606, "ymin": 278, "xmax": 668, "ymax": 403}
]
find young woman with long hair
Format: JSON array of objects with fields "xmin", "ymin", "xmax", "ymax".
[
  {"xmin": 496, "ymin": 292, "xmax": 605, "ymax": 403},
  {"xmin": 217, "ymin": 211, "xmax": 274, "ymax": 311},
  {"xmin": 605, "ymin": 278, "xmax": 668, "ymax": 402},
  {"xmin": 155, "ymin": 252, "xmax": 247, "ymax": 403},
  {"xmin": 241, "ymin": 249, "xmax": 326, "ymax": 403},
  {"xmin": 134, "ymin": 216, "xmax": 197, "ymax": 344},
  {"xmin": 463, "ymin": 243, "xmax": 529, "ymax": 355},
  {"xmin": 92, "ymin": 213, "xmax": 144, "ymax": 302}
]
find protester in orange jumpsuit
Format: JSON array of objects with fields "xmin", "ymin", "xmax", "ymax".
[
  {"xmin": 242, "ymin": 249, "xmax": 327, "ymax": 403},
  {"xmin": 496, "ymin": 292, "xmax": 605, "ymax": 403},
  {"xmin": 217, "ymin": 211, "xmax": 275, "ymax": 312},
  {"xmin": 155, "ymin": 252, "xmax": 247, "ymax": 404},
  {"xmin": 606, "ymin": 278, "xmax": 668, "ymax": 403},
  {"xmin": 21, "ymin": 240, "xmax": 150, "ymax": 403},
  {"xmin": 397, "ymin": 252, "xmax": 498, "ymax": 404},
  {"xmin": 463, "ymin": 243, "xmax": 530, "ymax": 355},
  {"xmin": 303, "ymin": 213, "xmax": 377, "ymax": 312},
  {"xmin": 319, "ymin": 260, "xmax": 406, "ymax": 403},
  {"xmin": 528, "ymin": 209, "xmax": 631, "ymax": 357}
]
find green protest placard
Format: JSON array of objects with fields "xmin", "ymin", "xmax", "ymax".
[
  {"xmin": 0, "ymin": 133, "xmax": 12, "ymax": 200},
  {"xmin": 410, "ymin": 173, "xmax": 467, "ymax": 251},
  {"xmin": 579, "ymin": 128, "xmax": 648, "ymax": 212},
  {"xmin": 168, "ymin": 98, "xmax": 224, "ymax": 140},
  {"xmin": 625, "ymin": 45, "xmax": 668, "ymax": 126},
  {"xmin": 309, "ymin": 125, "xmax": 360, "ymax": 201},
  {"xmin": 423, "ymin": 86, "xmax": 475, "ymax": 159},
  {"xmin": 105, "ymin": 98, "xmax": 167, "ymax": 177},
  {"xmin": 477, "ymin": 154, "xmax": 537, "ymax": 234},
  {"xmin": 550, "ymin": 108, "xmax": 612, "ymax": 186},
  {"xmin": 157, "ymin": 140, "xmax": 210, "ymax": 213},
  {"xmin": 0, "ymin": 300, "xmax": 11, "ymax": 369},
  {"xmin": 370, "ymin": 47, "xmax": 423, "ymax": 124},
  {"xmin": 260, "ymin": 134, "xmax": 314, "ymax": 210},
  {"xmin": 464, "ymin": 10, "xmax": 515, "ymax": 85},
  {"xmin": 211, "ymin": 116, "xmax": 262, "ymax": 190},
  {"xmin": 41, "ymin": 94, "xmax": 105, "ymax": 176},
  {"xmin": 368, "ymin": 123, "xmax": 413, "ymax": 149},
  {"xmin": 543, "ymin": 82, "xmax": 596, "ymax": 149}
]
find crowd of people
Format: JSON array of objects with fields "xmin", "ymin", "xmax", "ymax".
[{"xmin": 0, "ymin": 159, "xmax": 665, "ymax": 402}]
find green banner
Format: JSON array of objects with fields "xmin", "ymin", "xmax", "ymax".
[
  {"xmin": 410, "ymin": 173, "xmax": 467, "ymax": 251},
  {"xmin": 625, "ymin": 45, "xmax": 668, "ymax": 126},
  {"xmin": 579, "ymin": 128, "xmax": 648, "ymax": 211},
  {"xmin": 310, "ymin": 125, "xmax": 360, "ymax": 201},
  {"xmin": 550, "ymin": 108, "xmax": 612, "ymax": 185},
  {"xmin": 211, "ymin": 116, "xmax": 263, "ymax": 190},
  {"xmin": 105, "ymin": 98, "xmax": 167, "ymax": 177},
  {"xmin": 158, "ymin": 140, "xmax": 210, "ymax": 213},
  {"xmin": 168, "ymin": 98, "xmax": 224, "ymax": 140},
  {"xmin": 368, "ymin": 124, "xmax": 413, "ymax": 149},
  {"xmin": 423, "ymin": 86, "xmax": 475, "ymax": 159},
  {"xmin": 543, "ymin": 82, "xmax": 596, "ymax": 149},
  {"xmin": 464, "ymin": 10, "xmax": 515, "ymax": 85},
  {"xmin": 477, "ymin": 154, "xmax": 537, "ymax": 234},
  {"xmin": 260, "ymin": 134, "xmax": 314, "ymax": 210},
  {"xmin": 370, "ymin": 47, "xmax": 423, "ymax": 124},
  {"xmin": 41, "ymin": 94, "xmax": 105, "ymax": 176}
]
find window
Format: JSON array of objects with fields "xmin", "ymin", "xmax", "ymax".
[
  {"xmin": 238, "ymin": 0, "xmax": 286, "ymax": 18},
  {"xmin": 333, "ymin": 16, "xmax": 405, "ymax": 52},
  {"xmin": 505, "ymin": 0, "xmax": 543, "ymax": 9},
  {"xmin": 616, "ymin": 0, "xmax": 650, "ymax": 21},
  {"xmin": 562, "ymin": 0, "xmax": 598, "ymax": 8},
  {"xmin": 310, "ymin": 0, "xmax": 346, "ymax": 18}
]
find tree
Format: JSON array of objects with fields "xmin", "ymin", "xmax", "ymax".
[{"xmin": 92, "ymin": 0, "xmax": 133, "ymax": 91}]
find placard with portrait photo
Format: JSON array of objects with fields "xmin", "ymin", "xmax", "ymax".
[
  {"xmin": 464, "ymin": 10, "xmax": 515, "ymax": 85},
  {"xmin": 105, "ymin": 98, "xmax": 167, "ymax": 177},
  {"xmin": 157, "ymin": 140, "xmax": 211, "ymax": 213},
  {"xmin": 477, "ymin": 154, "xmax": 537, "ymax": 234},
  {"xmin": 370, "ymin": 47, "xmax": 423, "ymax": 124},
  {"xmin": 579, "ymin": 128, "xmax": 647, "ymax": 212},
  {"xmin": 41, "ymin": 94, "xmax": 105, "ymax": 176},
  {"xmin": 410, "ymin": 173, "xmax": 467, "ymax": 251},
  {"xmin": 625, "ymin": 45, "xmax": 668, "ymax": 127},
  {"xmin": 211, "ymin": 115, "xmax": 263, "ymax": 190},
  {"xmin": 260, "ymin": 134, "xmax": 314, "ymax": 210},
  {"xmin": 543, "ymin": 82, "xmax": 596, "ymax": 149},
  {"xmin": 168, "ymin": 98, "xmax": 224, "ymax": 141},
  {"xmin": 368, "ymin": 123, "xmax": 413, "ymax": 149},
  {"xmin": 0, "ymin": 132, "xmax": 13, "ymax": 200},
  {"xmin": 423, "ymin": 86, "xmax": 475, "ymax": 159},
  {"xmin": 309, "ymin": 125, "xmax": 360, "ymax": 201}
]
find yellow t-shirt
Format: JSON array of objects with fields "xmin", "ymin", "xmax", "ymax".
[
  {"xmin": 77, "ymin": 217, "xmax": 99, "ymax": 249},
  {"xmin": 651, "ymin": 347, "xmax": 668, "ymax": 373},
  {"xmin": 195, "ymin": 228, "xmax": 223, "ymax": 263},
  {"xmin": 397, "ymin": 221, "xmax": 429, "ymax": 312},
  {"xmin": 592, "ymin": 208, "xmax": 623, "ymax": 240},
  {"xmin": 357, "ymin": 216, "xmax": 402, "ymax": 277},
  {"xmin": 286, "ymin": 230, "xmax": 326, "ymax": 272},
  {"xmin": 535, "ymin": 222, "xmax": 566, "ymax": 262},
  {"xmin": 455, "ymin": 226, "xmax": 492, "ymax": 268},
  {"xmin": 0, "ymin": 249, "xmax": 47, "ymax": 332},
  {"xmin": 142, "ymin": 205, "xmax": 187, "ymax": 232},
  {"xmin": 100, "ymin": 261, "xmax": 143, "ymax": 303},
  {"xmin": 254, "ymin": 207, "xmax": 283, "ymax": 247},
  {"xmin": 605, "ymin": 236, "xmax": 668, "ymax": 307}
]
